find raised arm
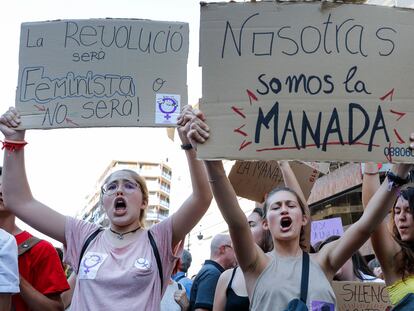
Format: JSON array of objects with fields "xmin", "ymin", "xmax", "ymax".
[
  {"xmin": 278, "ymin": 161, "xmax": 307, "ymax": 205},
  {"xmin": 171, "ymin": 106, "xmax": 213, "ymax": 247},
  {"xmin": 278, "ymin": 160, "xmax": 310, "ymax": 251},
  {"xmin": 361, "ymin": 162, "xmax": 399, "ymax": 277},
  {"xmin": 318, "ymin": 162, "xmax": 412, "ymax": 279},
  {"xmin": 203, "ymin": 161, "xmax": 266, "ymax": 283},
  {"xmin": 362, "ymin": 163, "xmax": 381, "ymax": 208},
  {"xmin": 0, "ymin": 108, "xmax": 66, "ymax": 243},
  {"xmin": 186, "ymin": 109, "xmax": 268, "ymax": 289}
]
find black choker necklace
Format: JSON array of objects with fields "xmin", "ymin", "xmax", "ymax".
[{"xmin": 110, "ymin": 226, "xmax": 141, "ymax": 240}]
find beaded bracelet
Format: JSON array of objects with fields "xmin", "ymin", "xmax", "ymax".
[{"xmin": 1, "ymin": 140, "xmax": 28, "ymax": 153}]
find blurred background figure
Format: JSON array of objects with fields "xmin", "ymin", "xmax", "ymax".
[{"xmin": 172, "ymin": 249, "xmax": 193, "ymax": 299}]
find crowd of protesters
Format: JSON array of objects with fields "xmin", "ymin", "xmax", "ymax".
[{"xmin": 0, "ymin": 103, "xmax": 413, "ymax": 311}]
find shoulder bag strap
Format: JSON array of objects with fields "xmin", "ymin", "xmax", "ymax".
[
  {"xmin": 78, "ymin": 227, "xmax": 103, "ymax": 269},
  {"xmin": 148, "ymin": 230, "xmax": 163, "ymax": 293},
  {"xmin": 228, "ymin": 266, "xmax": 238, "ymax": 288},
  {"xmin": 300, "ymin": 251, "xmax": 310, "ymax": 304},
  {"xmin": 18, "ymin": 236, "xmax": 42, "ymax": 256}
]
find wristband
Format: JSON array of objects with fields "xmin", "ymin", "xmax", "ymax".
[
  {"xmin": 386, "ymin": 171, "xmax": 409, "ymax": 191},
  {"xmin": 364, "ymin": 171, "xmax": 379, "ymax": 176},
  {"xmin": 2, "ymin": 140, "xmax": 27, "ymax": 153},
  {"xmin": 181, "ymin": 143, "xmax": 193, "ymax": 150}
]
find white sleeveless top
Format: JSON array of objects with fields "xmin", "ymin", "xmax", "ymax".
[{"xmin": 250, "ymin": 252, "xmax": 336, "ymax": 310}]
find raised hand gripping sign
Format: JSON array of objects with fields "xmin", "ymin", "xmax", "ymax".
[
  {"xmin": 17, "ymin": 18, "xmax": 188, "ymax": 129},
  {"xmin": 198, "ymin": 1, "xmax": 414, "ymax": 163}
]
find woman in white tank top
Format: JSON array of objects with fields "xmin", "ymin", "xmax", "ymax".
[{"xmin": 187, "ymin": 107, "xmax": 414, "ymax": 310}]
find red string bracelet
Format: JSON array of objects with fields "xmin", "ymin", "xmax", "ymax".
[{"xmin": 1, "ymin": 140, "xmax": 28, "ymax": 153}]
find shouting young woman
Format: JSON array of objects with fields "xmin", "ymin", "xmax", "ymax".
[
  {"xmin": 0, "ymin": 105, "xmax": 212, "ymax": 311},
  {"xmin": 186, "ymin": 106, "xmax": 413, "ymax": 310}
]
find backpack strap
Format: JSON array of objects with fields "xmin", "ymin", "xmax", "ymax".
[
  {"xmin": 175, "ymin": 274, "xmax": 186, "ymax": 283},
  {"xmin": 18, "ymin": 236, "xmax": 42, "ymax": 256},
  {"xmin": 78, "ymin": 227, "xmax": 104, "ymax": 270},
  {"xmin": 148, "ymin": 230, "xmax": 163, "ymax": 293},
  {"xmin": 177, "ymin": 282, "xmax": 183, "ymax": 290},
  {"xmin": 299, "ymin": 252, "xmax": 310, "ymax": 304}
]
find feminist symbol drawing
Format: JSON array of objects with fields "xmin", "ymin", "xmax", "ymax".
[
  {"xmin": 83, "ymin": 254, "xmax": 103, "ymax": 274},
  {"xmin": 157, "ymin": 95, "xmax": 179, "ymax": 120}
]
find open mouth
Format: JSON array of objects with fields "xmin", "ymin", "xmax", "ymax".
[
  {"xmin": 114, "ymin": 198, "xmax": 127, "ymax": 214},
  {"xmin": 280, "ymin": 217, "xmax": 292, "ymax": 231}
]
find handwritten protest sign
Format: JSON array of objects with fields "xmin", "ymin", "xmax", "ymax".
[
  {"xmin": 308, "ymin": 163, "xmax": 362, "ymax": 204},
  {"xmin": 311, "ymin": 217, "xmax": 344, "ymax": 246},
  {"xmin": 304, "ymin": 161, "xmax": 330, "ymax": 175},
  {"xmin": 199, "ymin": 2, "xmax": 414, "ymax": 163},
  {"xmin": 17, "ymin": 19, "xmax": 188, "ymax": 129},
  {"xmin": 228, "ymin": 160, "xmax": 318, "ymax": 202},
  {"xmin": 332, "ymin": 281, "xmax": 392, "ymax": 311}
]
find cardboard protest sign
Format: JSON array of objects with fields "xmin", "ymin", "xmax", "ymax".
[
  {"xmin": 311, "ymin": 217, "xmax": 344, "ymax": 246},
  {"xmin": 228, "ymin": 160, "xmax": 318, "ymax": 202},
  {"xmin": 332, "ymin": 281, "xmax": 392, "ymax": 311},
  {"xmin": 308, "ymin": 163, "xmax": 362, "ymax": 204},
  {"xmin": 199, "ymin": 2, "xmax": 414, "ymax": 163},
  {"xmin": 17, "ymin": 19, "xmax": 188, "ymax": 129},
  {"xmin": 304, "ymin": 161, "xmax": 330, "ymax": 175}
]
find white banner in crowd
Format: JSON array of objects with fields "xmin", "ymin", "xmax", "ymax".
[
  {"xmin": 17, "ymin": 19, "xmax": 189, "ymax": 129},
  {"xmin": 198, "ymin": 2, "xmax": 414, "ymax": 163},
  {"xmin": 311, "ymin": 217, "xmax": 344, "ymax": 246}
]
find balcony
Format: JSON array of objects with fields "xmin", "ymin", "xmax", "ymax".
[
  {"xmin": 159, "ymin": 199, "xmax": 170, "ymax": 209},
  {"xmin": 160, "ymin": 185, "xmax": 170, "ymax": 195},
  {"xmin": 161, "ymin": 171, "xmax": 172, "ymax": 181},
  {"xmin": 146, "ymin": 211, "xmax": 168, "ymax": 222}
]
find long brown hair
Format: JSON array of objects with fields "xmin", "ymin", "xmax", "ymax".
[
  {"xmin": 262, "ymin": 186, "xmax": 308, "ymax": 251},
  {"xmin": 390, "ymin": 187, "xmax": 414, "ymax": 279}
]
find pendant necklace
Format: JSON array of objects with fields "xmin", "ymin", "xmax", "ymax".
[{"xmin": 110, "ymin": 225, "xmax": 141, "ymax": 240}]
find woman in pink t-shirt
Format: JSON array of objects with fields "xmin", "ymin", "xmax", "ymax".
[{"xmin": 0, "ymin": 105, "xmax": 212, "ymax": 311}]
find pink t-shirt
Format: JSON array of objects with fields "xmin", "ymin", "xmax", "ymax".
[{"xmin": 63, "ymin": 216, "xmax": 182, "ymax": 311}]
